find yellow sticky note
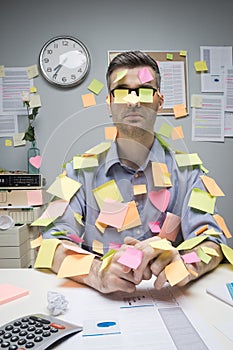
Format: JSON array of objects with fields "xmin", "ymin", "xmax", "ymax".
[
  {"xmin": 31, "ymin": 217, "xmax": 54, "ymax": 227},
  {"xmin": 165, "ymin": 259, "xmax": 189, "ymax": 286},
  {"xmin": 201, "ymin": 246, "xmax": 219, "ymax": 257},
  {"xmin": 85, "ymin": 142, "xmax": 111, "ymax": 155},
  {"xmin": 29, "ymin": 94, "xmax": 41, "ymax": 108},
  {"xmin": 175, "ymin": 153, "xmax": 202, "ymax": 167},
  {"xmin": 100, "ymin": 252, "xmax": 115, "ymax": 271},
  {"xmin": 113, "ymin": 69, "xmax": 128, "ymax": 83},
  {"xmin": 81, "ymin": 93, "xmax": 96, "ymax": 107},
  {"xmin": 92, "ymin": 239, "xmax": 104, "ymax": 255},
  {"xmin": 88, "ymin": 79, "xmax": 104, "ymax": 95},
  {"xmin": 150, "ymin": 238, "xmax": 175, "ymax": 251},
  {"xmin": 188, "ymin": 188, "xmax": 216, "ymax": 214},
  {"xmin": 57, "ymin": 253, "xmax": 95, "ymax": 278},
  {"xmin": 177, "ymin": 235, "xmax": 208, "ymax": 250},
  {"xmin": 95, "ymin": 220, "xmax": 108, "ymax": 234},
  {"xmin": 34, "ymin": 239, "xmax": 61, "ymax": 268},
  {"xmin": 171, "ymin": 126, "xmax": 184, "ymax": 140},
  {"xmin": 220, "ymin": 243, "xmax": 233, "ymax": 265},
  {"xmin": 180, "ymin": 50, "xmax": 187, "ymax": 57},
  {"xmin": 166, "ymin": 53, "xmax": 174, "ymax": 60},
  {"xmin": 200, "ymin": 175, "xmax": 225, "ymax": 197},
  {"xmin": 139, "ymin": 88, "xmax": 153, "ymax": 103},
  {"xmin": 151, "ymin": 162, "xmax": 172, "ymax": 187},
  {"xmin": 196, "ymin": 248, "xmax": 212, "ymax": 264},
  {"xmin": 26, "ymin": 64, "xmax": 39, "ymax": 79},
  {"xmin": 0, "ymin": 65, "xmax": 5, "ymax": 77},
  {"xmin": 113, "ymin": 89, "xmax": 129, "ymax": 103},
  {"xmin": 173, "ymin": 103, "xmax": 187, "ymax": 118},
  {"xmin": 74, "ymin": 212, "xmax": 84, "ymax": 226},
  {"xmin": 73, "ymin": 155, "xmax": 98, "ymax": 169},
  {"xmin": 133, "ymin": 184, "xmax": 147, "ymax": 195},
  {"xmin": 92, "ymin": 179, "xmax": 123, "ymax": 210},
  {"xmin": 158, "ymin": 123, "xmax": 173, "ymax": 138},
  {"xmin": 5, "ymin": 139, "xmax": 12, "ymax": 147},
  {"xmin": 194, "ymin": 60, "xmax": 208, "ymax": 72},
  {"xmin": 213, "ymin": 214, "xmax": 232, "ymax": 238},
  {"xmin": 47, "ymin": 175, "xmax": 82, "ymax": 202},
  {"xmin": 105, "ymin": 126, "xmax": 117, "ymax": 140},
  {"xmin": 30, "ymin": 86, "xmax": 37, "ymax": 93}
]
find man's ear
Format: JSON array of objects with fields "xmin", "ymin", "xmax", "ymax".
[{"xmin": 158, "ymin": 93, "xmax": 164, "ymax": 111}]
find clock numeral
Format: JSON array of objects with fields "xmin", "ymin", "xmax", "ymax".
[
  {"xmin": 62, "ymin": 77, "xmax": 67, "ymax": 82},
  {"xmin": 62, "ymin": 40, "xmax": 69, "ymax": 46},
  {"xmin": 54, "ymin": 43, "xmax": 59, "ymax": 49},
  {"xmin": 47, "ymin": 49, "xmax": 53, "ymax": 55},
  {"xmin": 43, "ymin": 58, "xmax": 49, "ymax": 63},
  {"xmin": 71, "ymin": 74, "xmax": 76, "ymax": 80},
  {"xmin": 47, "ymin": 67, "xmax": 52, "ymax": 72},
  {"xmin": 78, "ymin": 68, "xmax": 82, "ymax": 73}
]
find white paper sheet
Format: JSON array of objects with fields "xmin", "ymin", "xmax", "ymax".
[
  {"xmin": 192, "ymin": 94, "xmax": 224, "ymax": 142},
  {"xmin": 224, "ymin": 66, "xmax": 233, "ymax": 112},
  {"xmin": 224, "ymin": 111, "xmax": 233, "ymax": 136},
  {"xmin": 0, "ymin": 113, "xmax": 18, "ymax": 137},
  {"xmin": 200, "ymin": 46, "xmax": 232, "ymax": 92}
]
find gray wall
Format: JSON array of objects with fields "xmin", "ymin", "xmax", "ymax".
[{"xmin": 1, "ymin": 0, "xmax": 232, "ymax": 246}]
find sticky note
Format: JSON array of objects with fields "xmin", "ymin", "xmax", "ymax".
[
  {"xmin": 74, "ymin": 212, "xmax": 84, "ymax": 226},
  {"xmin": 26, "ymin": 64, "xmax": 39, "ymax": 79},
  {"xmin": 5, "ymin": 139, "xmax": 12, "ymax": 147},
  {"xmin": 188, "ymin": 188, "xmax": 216, "ymax": 214},
  {"xmin": 165, "ymin": 259, "xmax": 189, "ymax": 286},
  {"xmin": 138, "ymin": 67, "xmax": 154, "ymax": 83},
  {"xmin": 177, "ymin": 235, "xmax": 208, "ymax": 250},
  {"xmin": 201, "ymin": 246, "xmax": 219, "ymax": 257},
  {"xmin": 57, "ymin": 253, "xmax": 95, "ymax": 278},
  {"xmin": 0, "ymin": 284, "xmax": 29, "ymax": 305},
  {"xmin": 104, "ymin": 126, "xmax": 117, "ymax": 140},
  {"xmin": 92, "ymin": 179, "xmax": 123, "ymax": 209},
  {"xmin": 181, "ymin": 251, "xmax": 201, "ymax": 264},
  {"xmin": 139, "ymin": 88, "xmax": 153, "ymax": 103},
  {"xmin": 27, "ymin": 189, "xmax": 44, "ymax": 206},
  {"xmin": 13, "ymin": 133, "xmax": 26, "ymax": 147},
  {"xmin": 97, "ymin": 199, "xmax": 128, "ymax": 229},
  {"xmin": 148, "ymin": 189, "xmax": 170, "ymax": 212},
  {"xmin": 196, "ymin": 248, "xmax": 212, "ymax": 264},
  {"xmin": 171, "ymin": 126, "xmax": 184, "ymax": 140},
  {"xmin": 117, "ymin": 246, "xmax": 143, "ymax": 269},
  {"xmin": 85, "ymin": 141, "xmax": 111, "ymax": 155},
  {"xmin": 194, "ymin": 60, "xmax": 208, "ymax": 72},
  {"xmin": 47, "ymin": 174, "xmax": 82, "ymax": 202},
  {"xmin": 73, "ymin": 155, "xmax": 98, "ymax": 169},
  {"xmin": 92, "ymin": 239, "xmax": 104, "ymax": 255},
  {"xmin": 88, "ymin": 79, "xmax": 104, "ymax": 95},
  {"xmin": 195, "ymin": 225, "xmax": 208, "ymax": 236},
  {"xmin": 179, "ymin": 50, "xmax": 187, "ymax": 57},
  {"xmin": 29, "ymin": 94, "xmax": 41, "ymax": 108},
  {"xmin": 220, "ymin": 244, "xmax": 233, "ymax": 265},
  {"xmin": 0, "ymin": 65, "xmax": 5, "ymax": 77},
  {"xmin": 158, "ymin": 123, "xmax": 173, "ymax": 138},
  {"xmin": 151, "ymin": 162, "xmax": 172, "ymax": 187},
  {"xmin": 30, "ymin": 235, "xmax": 43, "ymax": 249},
  {"xmin": 173, "ymin": 103, "xmax": 187, "ymax": 118},
  {"xmin": 81, "ymin": 93, "xmax": 96, "ymax": 107},
  {"xmin": 148, "ymin": 221, "xmax": 161, "ymax": 233},
  {"xmin": 34, "ymin": 239, "xmax": 61, "ymax": 269},
  {"xmin": 133, "ymin": 184, "xmax": 147, "ymax": 195},
  {"xmin": 118, "ymin": 201, "xmax": 141, "ymax": 231},
  {"xmin": 191, "ymin": 95, "xmax": 203, "ymax": 108},
  {"xmin": 213, "ymin": 214, "xmax": 232, "ymax": 238},
  {"xmin": 200, "ymin": 175, "xmax": 225, "ymax": 197},
  {"xmin": 123, "ymin": 93, "xmax": 140, "ymax": 104},
  {"xmin": 100, "ymin": 250, "xmax": 116, "ymax": 271},
  {"xmin": 166, "ymin": 53, "xmax": 174, "ymax": 60},
  {"xmin": 113, "ymin": 69, "xmax": 128, "ymax": 83},
  {"xmin": 175, "ymin": 153, "xmax": 202, "ymax": 167},
  {"xmin": 149, "ymin": 238, "xmax": 175, "ymax": 251}
]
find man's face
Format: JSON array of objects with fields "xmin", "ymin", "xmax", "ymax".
[{"xmin": 109, "ymin": 66, "xmax": 163, "ymax": 138}]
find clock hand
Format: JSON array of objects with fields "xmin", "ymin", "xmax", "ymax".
[{"xmin": 53, "ymin": 57, "xmax": 68, "ymax": 77}]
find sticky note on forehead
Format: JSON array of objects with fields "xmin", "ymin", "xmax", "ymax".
[
  {"xmin": 138, "ymin": 67, "xmax": 154, "ymax": 83},
  {"xmin": 113, "ymin": 69, "xmax": 128, "ymax": 83}
]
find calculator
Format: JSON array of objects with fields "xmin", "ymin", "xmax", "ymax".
[{"xmin": 0, "ymin": 313, "xmax": 83, "ymax": 349}]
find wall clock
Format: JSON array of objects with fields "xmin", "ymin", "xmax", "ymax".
[{"xmin": 39, "ymin": 35, "xmax": 91, "ymax": 88}]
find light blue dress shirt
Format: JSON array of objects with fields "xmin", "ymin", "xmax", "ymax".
[{"xmin": 43, "ymin": 136, "xmax": 226, "ymax": 253}]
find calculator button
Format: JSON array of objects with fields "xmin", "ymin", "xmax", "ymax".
[
  {"xmin": 19, "ymin": 330, "xmax": 27, "ymax": 337},
  {"xmin": 25, "ymin": 341, "xmax": 35, "ymax": 348},
  {"xmin": 18, "ymin": 338, "xmax": 26, "ymax": 345},
  {"xmin": 10, "ymin": 335, "xmax": 19, "ymax": 342},
  {"xmin": 29, "ymin": 316, "xmax": 50, "ymax": 324},
  {"xmin": 0, "ymin": 331, "xmax": 4, "ymax": 336},
  {"xmin": 9, "ymin": 345, "xmax": 18, "ymax": 350},
  {"xmin": 5, "ymin": 325, "xmax": 13, "ymax": 331},
  {"xmin": 26, "ymin": 333, "xmax": 35, "ymax": 340},
  {"xmin": 27, "ymin": 326, "xmax": 35, "ymax": 332},
  {"xmin": 34, "ymin": 336, "xmax": 43, "ymax": 342},
  {"xmin": 20, "ymin": 324, "xmax": 28, "ymax": 329},
  {"xmin": 42, "ymin": 331, "xmax": 51, "ymax": 337},
  {"xmin": 50, "ymin": 323, "xmax": 65, "ymax": 330},
  {"xmin": 13, "ymin": 321, "xmax": 21, "ymax": 327},
  {"xmin": 12, "ymin": 328, "xmax": 20, "ymax": 333},
  {"xmin": 35, "ymin": 329, "xmax": 43, "ymax": 334},
  {"xmin": 50, "ymin": 327, "xmax": 59, "ymax": 333},
  {"xmin": 3, "ymin": 332, "xmax": 11, "ymax": 338},
  {"xmin": 1, "ymin": 341, "xmax": 10, "ymax": 348}
]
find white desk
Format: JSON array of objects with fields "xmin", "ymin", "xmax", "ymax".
[{"xmin": 0, "ymin": 264, "xmax": 233, "ymax": 349}]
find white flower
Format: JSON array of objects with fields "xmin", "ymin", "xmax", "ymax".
[{"xmin": 21, "ymin": 91, "xmax": 30, "ymax": 102}]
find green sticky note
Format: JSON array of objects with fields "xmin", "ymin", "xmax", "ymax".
[
  {"xmin": 139, "ymin": 88, "xmax": 153, "ymax": 103},
  {"xmin": 196, "ymin": 248, "xmax": 212, "ymax": 264},
  {"xmin": 158, "ymin": 123, "xmax": 173, "ymax": 138},
  {"xmin": 220, "ymin": 243, "xmax": 233, "ymax": 265},
  {"xmin": 88, "ymin": 79, "xmax": 104, "ymax": 95},
  {"xmin": 166, "ymin": 53, "xmax": 174, "ymax": 60},
  {"xmin": 188, "ymin": 188, "xmax": 216, "ymax": 214},
  {"xmin": 73, "ymin": 155, "xmax": 98, "ymax": 169},
  {"xmin": 177, "ymin": 235, "xmax": 208, "ymax": 250},
  {"xmin": 175, "ymin": 153, "xmax": 202, "ymax": 167}
]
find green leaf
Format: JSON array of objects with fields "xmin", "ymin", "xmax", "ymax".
[{"xmin": 23, "ymin": 125, "xmax": 35, "ymax": 142}]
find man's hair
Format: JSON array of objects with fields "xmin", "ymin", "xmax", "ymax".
[{"xmin": 106, "ymin": 50, "xmax": 161, "ymax": 90}]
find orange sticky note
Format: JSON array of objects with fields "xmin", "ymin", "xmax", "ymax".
[
  {"xmin": 171, "ymin": 126, "xmax": 184, "ymax": 140},
  {"xmin": 81, "ymin": 93, "xmax": 96, "ymax": 107},
  {"xmin": 195, "ymin": 225, "xmax": 208, "ymax": 236},
  {"xmin": 173, "ymin": 104, "xmax": 187, "ymax": 118},
  {"xmin": 165, "ymin": 259, "xmax": 190, "ymax": 286},
  {"xmin": 92, "ymin": 239, "xmax": 104, "ymax": 255},
  {"xmin": 118, "ymin": 201, "xmax": 141, "ymax": 231},
  {"xmin": 200, "ymin": 175, "xmax": 225, "ymax": 197},
  {"xmin": 133, "ymin": 184, "xmax": 147, "ymax": 195},
  {"xmin": 104, "ymin": 126, "xmax": 117, "ymax": 140},
  {"xmin": 0, "ymin": 284, "xmax": 29, "ymax": 305},
  {"xmin": 57, "ymin": 253, "xmax": 95, "ymax": 278},
  {"xmin": 213, "ymin": 214, "xmax": 232, "ymax": 238}
]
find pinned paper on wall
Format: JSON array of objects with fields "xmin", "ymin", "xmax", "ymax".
[
  {"xmin": 47, "ymin": 174, "xmax": 82, "ymax": 202},
  {"xmin": 188, "ymin": 188, "xmax": 216, "ymax": 214},
  {"xmin": 194, "ymin": 60, "xmax": 208, "ymax": 72},
  {"xmin": 92, "ymin": 179, "xmax": 123, "ymax": 209},
  {"xmin": 26, "ymin": 64, "xmax": 39, "ymax": 79},
  {"xmin": 173, "ymin": 103, "xmax": 187, "ymax": 118}
]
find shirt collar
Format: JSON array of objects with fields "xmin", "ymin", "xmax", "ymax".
[{"xmin": 104, "ymin": 136, "xmax": 167, "ymax": 176}]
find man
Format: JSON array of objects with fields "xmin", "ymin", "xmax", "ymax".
[{"xmin": 43, "ymin": 50, "xmax": 225, "ymax": 293}]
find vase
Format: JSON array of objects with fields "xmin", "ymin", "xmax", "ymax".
[{"xmin": 27, "ymin": 141, "xmax": 40, "ymax": 174}]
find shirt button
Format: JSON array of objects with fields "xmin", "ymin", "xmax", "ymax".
[
  {"xmin": 134, "ymin": 173, "xmax": 139, "ymax": 178},
  {"xmin": 136, "ymin": 229, "xmax": 141, "ymax": 235}
]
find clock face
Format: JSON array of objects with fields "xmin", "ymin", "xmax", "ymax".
[{"xmin": 39, "ymin": 36, "xmax": 91, "ymax": 88}]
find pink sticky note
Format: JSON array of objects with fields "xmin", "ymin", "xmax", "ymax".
[
  {"xmin": 117, "ymin": 246, "xmax": 143, "ymax": 269},
  {"xmin": 148, "ymin": 221, "xmax": 161, "ymax": 233},
  {"xmin": 149, "ymin": 189, "xmax": 170, "ymax": 212},
  {"xmin": 109, "ymin": 242, "xmax": 122, "ymax": 250},
  {"xmin": 181, "ymin": 251, "xmax": 201, "ymax": 264},
  {"xmin": 27, "ymin": 190, "xmax": 43, "ymax": 206},
  {"xmin": 66, "ymin": 233, "xmax": 84, "ymax": 244},
  {"xmin": 29, "ymin": 155, "xmax": 42, "ymax": 169},
  {"xmin": 0, "ymin": 284, "xmax": 29, "ymax": 305},
  {"xmin": 97, "ymin": 199, "xmax": 128, "ymax": 229},
  {"xmin": 138, "ymin": 67, "xmax": 154, "ymax": 83}
]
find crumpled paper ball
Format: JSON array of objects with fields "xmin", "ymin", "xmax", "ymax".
[{"xmin": 47, "ymin": 291, "xmax": 69, "ymax": 316}]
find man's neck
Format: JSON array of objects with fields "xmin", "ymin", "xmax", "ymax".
[{"xmin": 116, "ymin": 133, "xmax": 154, "ymax": 170}]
